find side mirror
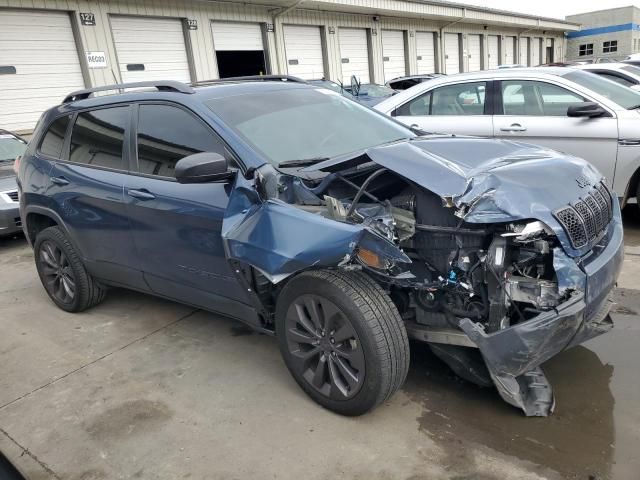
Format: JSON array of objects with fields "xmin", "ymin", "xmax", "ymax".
[
  {"xmin": 350, "ymin": 75, "xmax": 361, "ymax": 97},
  {"xmin": 175, "ymin": 152, "xmax": 233, "ymax": 184},
  {"xmin": 567, "ymin": 102, "xmax": 607, "ymax": 118}
]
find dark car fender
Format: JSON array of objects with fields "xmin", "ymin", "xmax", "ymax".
[{"xmin": 220, "ymin": 173, "xmax": 410, "ymax": 285}]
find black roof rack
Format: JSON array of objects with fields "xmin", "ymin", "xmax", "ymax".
[
  {"xmin": 62, "ymin": 80, "xmax": 194, "ymax": 103},
  {"xmin": 193, "ymin": 75, "xmax": 307, "ymax": 86}
]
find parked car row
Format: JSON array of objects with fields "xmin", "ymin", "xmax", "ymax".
[{"xmin": 12, "ymin": 73, "xmax": 623, "ymax": 418}]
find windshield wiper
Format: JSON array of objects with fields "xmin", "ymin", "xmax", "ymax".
[{"xmin": 278, "ymin": 157, "xmax": 330, "ymax": 168}]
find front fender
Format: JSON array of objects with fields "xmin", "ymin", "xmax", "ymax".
[{"xmin": 221, "ymin": 174, "xmax": 409, "ymax": 284}]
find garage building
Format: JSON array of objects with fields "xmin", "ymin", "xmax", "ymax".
[{"xmin": 0, "ymin": 0, "xmax": 578, "ymax": 133}]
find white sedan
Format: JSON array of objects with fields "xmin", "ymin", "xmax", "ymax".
[
  {"xmin": 374, "ymin": 68, "xmax": 640, "ymax": 207},
  {"xmin": 574, "ymin": 63, "xmax": 640, "ymax": 91}
]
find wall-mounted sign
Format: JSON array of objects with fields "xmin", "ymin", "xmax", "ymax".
[
  {"xmin": 328, "ymin": 26, "xmax": 335, "ymax": 34},
  {"xmin": 86, "ymin": 51, "xmax": 107, "ymax": 69},
  {"xmin": 371, "ymin": 29, "xmax": 378, "ymax": 36},
  {"xmin": 79, "ymin": 12, "xmax": 96, "ymax": 26},
  {"xmin": 265, "ymin": 23, "xmax": 274, "ymax": 32},
  {"xmin": 187, "ymin": 19, "xmax": 198, "ymax": 30}
]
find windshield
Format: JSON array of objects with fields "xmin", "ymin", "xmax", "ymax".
[
  {"xmin": 563, "ymin": 70, "xmax": 640, "ymax": 109},
  {"xmin": 0, "ymin": 134, "xmax": 27, "ymax": 162},
  {"xmin": 205, "ymin": 87, "xmax": 413, "ymax": 165}
]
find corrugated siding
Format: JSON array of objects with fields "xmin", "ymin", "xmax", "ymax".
[
  {"xmin": 211, "ymin": 22, "xmax": 263, "ymax": 51},
  {"xmin": 0, "ymin": 0, "xmax": 570, "ymax": 130},
  {"xmin": 0, "ymin": 9, "xmax": 85, "ymax": 131}
]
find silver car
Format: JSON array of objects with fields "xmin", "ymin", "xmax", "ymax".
[
  {"xmin": 374, "ymin": 68, "xmax": 640, "ymax": 208},
  {"xmin": 0, "ymin": 130, "xmax": 26, "ymax": 237},
  {"xmin": 574, "ymin": 63, "xmax": 640, "ymax": 91}
]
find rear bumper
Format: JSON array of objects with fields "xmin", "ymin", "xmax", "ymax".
[{"xmin": 460, "ymin": 212, "xmax": 624, "ymax": 415}]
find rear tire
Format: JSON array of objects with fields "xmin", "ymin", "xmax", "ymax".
[
  {"xmin": 34, "ymin": 226, "xmax": 107, "ymax": 312},
  {"xmin": 276, "ymin": 269, "xmax": 409, "ymax": 416}
]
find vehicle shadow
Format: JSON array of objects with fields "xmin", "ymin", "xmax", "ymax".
[{"xmin": 402, "ymin": 342, "xmax": 614, "ymax": 479}]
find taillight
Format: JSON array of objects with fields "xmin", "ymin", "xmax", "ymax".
[{"xmin": 13, "ymin": 156, "xmax": 21, "ymax": 175}]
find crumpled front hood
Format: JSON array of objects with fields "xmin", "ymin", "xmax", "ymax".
[
  {"xmin": 364, "ymin": 137, "xmax": 602, "ymax": 216},
  {"xmin": 304, "ymin": 135, "xmax": 608, "ymax": 257}
]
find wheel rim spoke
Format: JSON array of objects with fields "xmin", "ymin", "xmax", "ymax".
[
  {"xmin": 303, "ymin": 297, "xmax": 324, "ymax": 331},
  {"xmin": 327, "ymin": 355, "xmax": 349, "ymax": 397},
  {"xmin": 293, "ymin": 304, "xmax": 319, "ymax": 337},
  {"xmin": 333, "ymin": 354, "xmax": 359, "ymax": 389},
  {"xmin": 288, "ymin": 328, "xmax": 317, "ymax": 345},
  {"xmin": 312, "ymin": 354, "xmax": 328, "ymax": 388}
]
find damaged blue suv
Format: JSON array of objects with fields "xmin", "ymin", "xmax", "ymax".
[{"xmin": 17, "ymin": 77, "xmax": 623, "ymax": 417}]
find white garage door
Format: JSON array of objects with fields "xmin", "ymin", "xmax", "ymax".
[
  {"xmin": 283, "ymin": 25, "xmax": 325, "ymax": 80},
  {"xmin": 0, "ymin": 10, "xmax": 85, "ymax": 132},
  {"xmin": 468, "ymin": 34, "xmax": 482, "ymax": 72},
  {"xmin": 111, "ymin": 16, "xmax": 191, "ymax": 83},
  {"xmin": 487, "ymin": 35, "xmax": 499, "ymax": 69},
  {"xmin": 531, "ymin": 37, "xmax": 542, "ymax": 66},
  {"xmin": 504, "ymin": 36, "xmax": 516, "ymax": 65},
  {"xmin": 339, "ymin": 28, "xmax": 370, "ymax": 83},
  {"xmin": 211, "ymin": 22, "xmax": 263, "ymax": 51},
  {"xmin": 444, "ymin": 33, "xmax": 460, "ymax": 74},
  {"xmin": 519, "ymin": 37, "xmax": 529, "ymax": 66},
  {"xmin": 382, "ymin": 30, "xmax": 406, "ymax": 82},
  {"xmin": 416, "ymin": 32, "xmax": 436, "ymax": 74}
]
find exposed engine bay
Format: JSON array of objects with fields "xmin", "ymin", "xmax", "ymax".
[{"xmin": 222, "ymin": 138, "xmax": 624, "ymax": 417}]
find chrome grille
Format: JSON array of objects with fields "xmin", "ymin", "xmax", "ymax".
[{"xmin": 553, "ymin": 182, "xmax": 613, "ymax": 249}]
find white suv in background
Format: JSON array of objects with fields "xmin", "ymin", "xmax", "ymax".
[{"xmin": 374, "ymin": 68, "xmax": 640, "ymax": 208}]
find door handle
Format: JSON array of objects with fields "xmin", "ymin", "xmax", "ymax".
[
  {"xmin": 127, "ymin": 188, "xmax": 156, "ymax": 200},
  {"xmin": 500, "ymin": 124, "xmax": 527, "ymax": 132},
  {"xmin": 50, "ymin": 176, "xmax": 69, "ymax": 186}
]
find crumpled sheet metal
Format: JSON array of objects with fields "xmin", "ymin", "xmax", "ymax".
[
  {"xmin": 363, "ymin": 137, "xmax": 604, "ymax": 258},
  {"xmin": 221, "ymin": 175, "xmax": 410, "ymax": 284}
]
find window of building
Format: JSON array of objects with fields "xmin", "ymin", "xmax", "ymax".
[
  {"xmin": 39, "ymin": 115, "xmax": 71, "ymax": 159},
  {"xmin": 603, "ymin": 40, "xmax": 618, "ymax": 53},
  {"xmin": 578, "ymin": 43, "xmax": 593, "ymax": 56},
  {"xmin": 136, "ymin": 104, "xmax": 229, "ymax": 178},
  {"xmin": 69, "ymin": 107, "xmax": 129, "ymax": 170}
]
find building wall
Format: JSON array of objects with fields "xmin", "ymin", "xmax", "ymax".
[
  {"xmin": 0, "ymin": 0, "xmax": 567, "ymax": 86},
  {"xmin": 566, "ymin": 6, "xmax": 640, "ymax": 61}
]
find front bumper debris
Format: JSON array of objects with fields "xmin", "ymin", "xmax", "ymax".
[{"xmin": 459, "ymin": 217, "xmax": 624, "ymax": 416}]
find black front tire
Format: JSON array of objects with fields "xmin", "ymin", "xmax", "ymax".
[
  {"xmin": 276, "ymin": 269, "xmax": 410, "ymax": 416},
  {"xmin": 34, "ymin": 226, "xmax": 107, "ymax": 312}
]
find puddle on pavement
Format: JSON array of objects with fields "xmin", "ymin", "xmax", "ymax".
[{"xmin": 403, "ymin": 290, "xmax": 640, "ymax": 480}]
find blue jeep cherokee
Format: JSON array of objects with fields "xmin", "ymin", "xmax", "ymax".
[{"xmin": 17, "ymin": 77, "xmax": 623, "ymax": 417}]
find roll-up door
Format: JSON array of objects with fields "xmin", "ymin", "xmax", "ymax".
[
  {"xmin": 0, "ymin": 10, "xmax": 85, "ymax": 132},
  {"xmin": 519, "ymin": 37, "xmax": 529, "ymax": 66},
  {"xmin": 382, "ymin": 30, "xmax": 406, "ymax": 82},
  {"xmin": 283, "ymin": 25, "xmax": 325, "ymax": 80},
  {"xmin": 339, "ymin": 28, "xmax": 370, "ymax": 83},
  {"xmin": 211, "ymin": 22, "xmax": 266, "ymax": 78},
  {"xmin": 468, "ymin": 34, "xmax": 482, "ymax": 71},
  {"xmin": 110, "ymin": 16, "xmax": 191, "ymax": 83},
  {"xmin": 504, "ymin": 36, "xmax": 516, "ymax": 65},
  {"xmin": 487, "ymin": 35, "xmax": 500, "ymax": 69},
  {"xmin": 416, "ymin": 32, "xmax": 436, "ymax": 74},
  {"xmin": 531, "ymin": 38, "xmax": 542, "ymax": 65},
  {"xmin": 444, "ymin": 33, "xmax": 460, "ymax": 74}
]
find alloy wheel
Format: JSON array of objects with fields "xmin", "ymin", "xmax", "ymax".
[
  {"xmin": 284, "ymin": 294, "xmax": 365, "ymax": 399},
  {"xmin": 39, "ymin": 240, "xmax": 76, "ymax": 304}
]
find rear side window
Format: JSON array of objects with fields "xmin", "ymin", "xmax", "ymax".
[
  {"xmin": 39, "ymin": 115, "xmax": 71, "ymax": 158},
  {"xmin": 136, "ymin": 104, "xmax": 228, "ymax": 178},
  {"xmin": 69, "ymin": 107, "xmax": 129, "ymax": 170}
]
